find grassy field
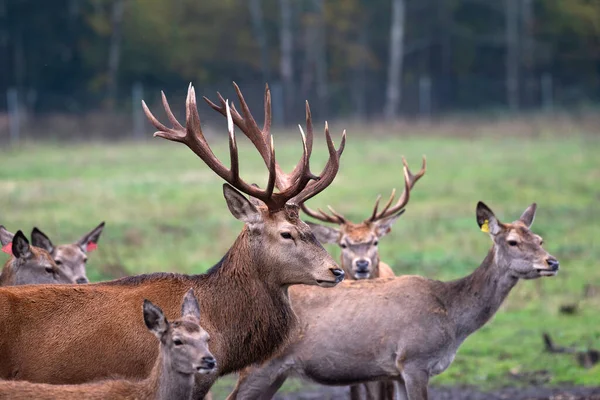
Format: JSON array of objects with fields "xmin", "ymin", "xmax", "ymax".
[{"xmin": 0, "ymin": 125, "xmax": 598, "ymax": 396}]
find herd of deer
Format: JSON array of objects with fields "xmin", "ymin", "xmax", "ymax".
[{"xmin": 0, "ymin": 83, "xmax": 560, "ymax": 400}]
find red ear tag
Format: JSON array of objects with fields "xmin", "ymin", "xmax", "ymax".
[
  {"xmin": 86, "ymin": 242, "xmax": 98, "ymax": 252},
  {"xmin": 1, "ymin": 243, "xmax": 13, "ymax": 256}
]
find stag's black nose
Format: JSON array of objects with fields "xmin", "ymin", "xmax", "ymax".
[
  {"xmin": 202, "ymin": 356, "xmax": 217, "ymax": 370},
  {"xmin": 330, "ymin": 268, "xmax": 345, "ymax": 282},
  {"xmin": 355, "ymin": 259, "xmax": 370, "ymax": 271},
  {"xmin": 546, "ymin": 258, "xmax": 560, "ymax": 271},
  {"xmin": 76, "ymin": 278, "xmax": 89, "ymax": 284}
]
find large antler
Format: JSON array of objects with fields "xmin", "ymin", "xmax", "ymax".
[
  {"xmin": 365, "ymin": 156, "xmax": 426, "ymax": 223},
  {"xmin": 300, "ymin": 156, "xmax": 426, "ymax": 225},
  {"xmin": 204, "ymin": 82, "xmax": 346, "ymax": 205},
  {"xmin": 142, "ymin": 83, "xmax": 344, "ymax": 211}
]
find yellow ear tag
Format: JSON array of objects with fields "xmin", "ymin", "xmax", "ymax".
[{"xmin": 481, "ymin": 219, "xmax": 490, "ymax": 233}]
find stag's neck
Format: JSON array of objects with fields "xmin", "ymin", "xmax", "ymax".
[
  {"xmin": 145, "ymin": 351, "xmax": 194, "ymax": 400},
  {"xmin": 442, "ymin": 248, "xmax": 518, "ymax": 341},
  {"xmin": 203, "ymin": 228, "xmax": 296, "ymax": 374}
]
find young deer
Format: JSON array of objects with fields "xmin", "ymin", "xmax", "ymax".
[
  {"xmin": 301, "ymin": 157, "xmax": 425, "ymax": 400},
  {"xmin": 0, "ymin": 289, "xmax": 216, "ymax": 400},
  {"xmin": 0, "ymin": 83, "xmax": 345, "ymax": 399},
  {"xmin": 301, "ymin": 156, "xmax": 426, "ymax": 280},
  {"xmin": 227, "ymin": 202, "xmax": 560, "ymax": 400},
  {"xmin": 31, "ymin": 222, "xmax": 105, "ymax": 284},
  {"xmin": 0, "ymin": 227, "xmax": 74, "ymax": 286}
]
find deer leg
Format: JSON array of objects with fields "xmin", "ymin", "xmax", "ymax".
[
  {"xmin": 226, "ymin": 360, "xmax": 290, "ymax": 400},
  {"xmin": 401, "ymin": 369, "xmax": 429, "ymax": 400}
]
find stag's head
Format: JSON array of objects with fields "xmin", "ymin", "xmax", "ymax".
[
  {"xmin": 476, "ymin": 202, "xmax": 559, "ymax": 279},
  {"xmin": 31, "ymin": 222, "xmax": 105, "ymax": 284},
  {"xmin": 0, "ymin": 227, "xmax": 74, "ymax": 285},
  {"xmin": 301, "ymin": 157, "xmax": 426, "ymax": 279},
  {"xmin": 143, "ymin": 289, "xmax": 216, "ymax": 376},
  {"xmin": 142, "ymin": 83, "xmax": 346, "ymax": 288}
]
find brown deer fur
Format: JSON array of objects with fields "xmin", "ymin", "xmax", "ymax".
[
  {"xmin": 227, "ymin": 202, "xmax": 560, "ymax": 400},
  {"xmin": 0, "ymin": 228, "xmax": 74, "ymax": 286},
  {"xmin": 0, "ymin": 289, "xmax": 216, "ymax": 400}
]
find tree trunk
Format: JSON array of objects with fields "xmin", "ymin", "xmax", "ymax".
[
  {"xmin": 248, "ymin": 0, "xmax": 271, "ymax": 83},
  {"xmin": 313, "ymin": 0, "xmax": 328, "ymax": 116},
  {"xmin": 384, "ymin": 0, "xmax": 405, "ymax": 121},
  {"xmin": 521, "ymin": 0, "xmax": 534, "ymax": 108},
  {"xmin": 505, "ymin": 0, "xmax": 519, "ymax": 112},
  {"xmin": 278, "ymin": 0, "xmax": 294, "ymax": 124},
  {"xmin": 106, "ymin": 0, "xmax": 126, "ymax": 111}
]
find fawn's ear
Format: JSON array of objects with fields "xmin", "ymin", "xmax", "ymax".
[
  {"xmin": 31, "ymin": 227, "xmax": 55, "ymax": 254},
  {"xmin": 223, "ymin": 184, "xmax": 261, "ymax": 225},
  {"xmin": 374, "ymin": 209, "xmax": 405, "ymax": 238},
  {"xmin": 143, "ymin": 300, "xmax": 168, "ymax": 338},
  {"xmin": 12, "ymin": 231, "xmax": 32, "ymax": 259},
  {"xmin": 0, "ymin": 226, "xmax": 14, "ymax": 246},
  {"xmin": 305, "ymin": 221, "xmax": 340, "ymax": 245},
  {"xmin": 181, "ymin": 289, "xmax": 201, "ymax": 322},
  {"xmin": 77, "ymin": 222, "xmax": 105, "ymax": 252},
  {"xmin": 476, "ymin": 201, "xmax": 503, "ymax": 236},
  {"xmin": 519, "ymin": 203, "xmax": 537, "ymax": 228}
]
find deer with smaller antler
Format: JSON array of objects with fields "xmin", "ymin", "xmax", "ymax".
[
  {"xmin": 227, "ymin": 201, "xmax": 560, "ymax": 400},
  {"xmin": 300, "ymin": 157, "xmax": 425, "ymax": 400},
  {"xmin": 30, "ymin": 222, "xmax": 105, "ymax": 284},
  {"xmin": 0, "ymin": 226, "xmax": 74, "ymax": 286},
  {"xmin": 0, "ymin": 289, "xmax": 216, "ymax": 400}
]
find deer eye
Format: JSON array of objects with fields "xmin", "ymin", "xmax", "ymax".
[
  {"xmin": 45, "ymin": 267, "xmax": 54, "ymax": 274},
  {"xmin": 83, "ymin": 259, "xmax": 88, "ymax": 264},
  {"xmin": 508, "ymin": 240, "xmax": 518, "ymax": 247},
  {"xmin": 280, "ymin": 232, "xmax": 293, "ymax": 240},
  {"xmin": 373, "ymin": 240, "xmax": 379, "ymax": 246},
  {"xmin": 54, "ymin": 260, "xmax": 62, "ymax": 265},
  {"xmin": 340, "ymin": 243, "xmax": 347, "ymax": 249},
  {"xmin": 173, "ymin": 339, "xmax": 183, "ymax": 346}
]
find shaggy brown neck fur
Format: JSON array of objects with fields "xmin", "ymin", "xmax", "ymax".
[{"xmin": 442, "ymin": 247, "xmax": 518, "ymax": 341}]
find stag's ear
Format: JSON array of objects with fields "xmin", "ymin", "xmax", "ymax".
[
  {"xmin": 77, "ymin": 222, "xmax": 105, "ymax": 253},
  {"xmin": 12, "ymin": 231, "xmax": 32, "ymax": 259},
  {"xmin": 181, "ymin": 289, "xmax": 201, "ymax": 322},
  {"xmin": 223, "ymin": 184, "xmax": 261, "ymax": 224},
  {"xmin": 476, "ymin": 202, "xmax": 503, "ymax": 236},
  {"xmin": 0, "ymin": 226, "xmax": 14, "ymax": 246},
  {"xmin": 305, "ymin": 221, "xmax": 340, "ymax": 244},
  {"xmin": 31, "ymin": 227, "xmax": 55, "ymax": 254},
  {"xmin": 374, "ymin": 209, "xmax": 405, "ymax": 238},
  {"xmin": 143, "ymin": 299, "xmax": 168, "ymax": 338},
  {"xmin": 519, "ymin": 203, "xmax": 537, "ymax": 228}
]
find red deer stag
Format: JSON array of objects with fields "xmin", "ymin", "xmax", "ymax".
[
  {"xmin": 0, "ymin": 83, "xmax": 345, "ymax": 400},
  {"xmin": 0, "ymin": 226, "xmax": 74, "ymax": 286},
  {"xmin": 30, "ymin": 222, "xmax": 105, "ymax": 284},
  {"xmin": 301, "ymin": 156, "xmax": 425, "ymax": 400},
  {"xmin": 0, "ymin": 289, "xmax": 216, "ymax": 400},
  {"xmin": 227, "ymin": 201, "xmax": 560, "ymax": 400}
]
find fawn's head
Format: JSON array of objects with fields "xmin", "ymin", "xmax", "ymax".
[
  {"xmin": 476, "ymin": 202, "xmax": 559, "ymax": 279},
  {"xmin": 143, "ymin": 289, "xmax": 216, "ymax": 375},
  {"xmin": 143, "ymin": 83, "xmax": 347, "ymax": 287},
  {"xmin": 302, "ymin": 157, "xmax": 426, "ymax": 279},
  {"xmin": 0, "ymin": 227, "xmax": 74, "ymax": 285},
  {"xmin": 31, "ymin": 222, "xmax": 105, "ymax": 284}
]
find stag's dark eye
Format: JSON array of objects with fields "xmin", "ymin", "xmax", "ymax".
[
  {"xmin": 508, "ymin": 240, "xmax": 518, "ymax": 247},
  {"xmin": 280, "ymin": 232, "xmax": 293, "ymax": 240},
  {"xmin": 54, "ymin": 260, "xmax": 62, "ymax": 265},
  {"xmin": 45, "ymin": 267, "xmax": 54, "ymax": 274},
  {"xmin": 340, "ymin": 243, "xmax": 347, "ymax": 249},
  {"xmin": 373, "ymin": 241, "xmax": 379, "ymax": 246},
  {"xmin": 173, "ymin": 339, "xmax": 183, "ymax": 346}
]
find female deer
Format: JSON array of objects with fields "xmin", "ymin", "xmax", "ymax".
[{"xmin": 0, "ymin": 289, "xmax": 216, "ymax": 400}]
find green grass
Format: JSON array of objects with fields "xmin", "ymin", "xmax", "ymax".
[{"xmin": 0, "ymin": 130, "xmax": 598, "ymax": 396}]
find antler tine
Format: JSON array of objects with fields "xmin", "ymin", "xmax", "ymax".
[
  {"xmin": 299, "ymin": 203, "xmax": 346, "ymax": 225},
  {"xmin": 368, "ymin": 156, "xmax": 427, "ymax": 222},
  {"xmin": 292, "ymin": 123, "xmax": 346, "ymax": 204}
]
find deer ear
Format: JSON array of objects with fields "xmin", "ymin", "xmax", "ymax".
[
  {"xmin": 519, "ymin": 203, "xmax": 537, "ymax": 228},
  {"xmin": 305, "ymin": 221, "xmax": 340, "ymax": 244},
  {"xmin": 181, "ymin": 289, "xmax": 201, "ymax": 322},
  {"xmin": 143, "ymin": 300, "xmax": 168, "ymax": 338},
  {"xmin": 476, "ymin": 201, "xmax": 502, "ymax": 236},
  {"xmin": 0, "ymin": 226, "xmax": 14, "ymax": 246},
  {"xmin": 77, "ymin": 222, "xmax": 105, "ymax": 253},
  {"xmin": 12, "ymin": 231, "xmax": 32, "ymax": 259},
  {"xmin": 31, "ymin": 227, "xmax": 55, "ymax": 254},
  {"xmin": 223, "ymin": 184, "xmax": 261, "ymax": 225},
  {"xmin": 374, "ymin": 209, "xmax": 405, "ymax": 238}
]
